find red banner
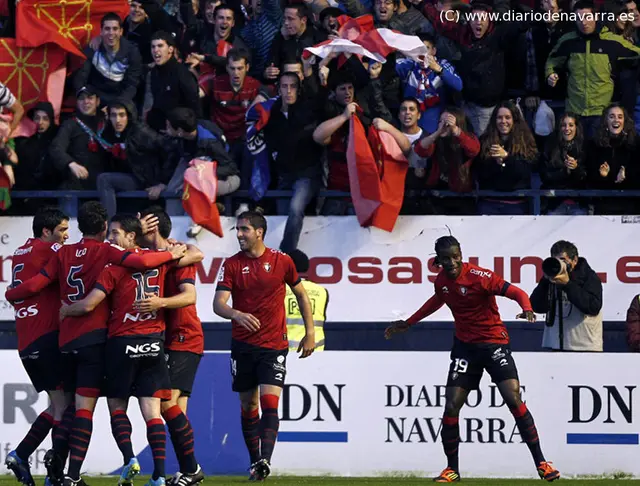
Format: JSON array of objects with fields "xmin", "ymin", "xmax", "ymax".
[
  {"xmin": 16, "ymin": 0, "xmax": 130, "ymax": 57},
  {"xmin": 182, "ymin": 159, "xmax": 223, "ymax": 238},
  {"xmin": 0, "ymin": 39, "xmax": 66, "ymax": 113}
]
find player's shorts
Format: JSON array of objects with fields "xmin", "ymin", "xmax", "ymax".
[
  {"xmin": 20, "ymin": 347, "xmax": 64, "ymax": 393},
  {"xmin": 105, "ymin": 337, "xmax": 171, "ymax": 400},
  {"xmin": 230, "ymin": 343, "xmax": 288, "ymax": 393},
  {"xmin": 62, "ymin": 343, "xmax": 106, "ymax": 397},
  {"xmin": 446, "ymin": 337, "xmax": 519, "ymax": 391},
  {"xmin": 166, "ymin": 350, "xmax": 202, "ymax": 397}
]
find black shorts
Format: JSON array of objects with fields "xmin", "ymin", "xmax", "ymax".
[
  {"xmin": 105, "ymin": 337, "xmax": 171, "ymax": 400},
  {"xmin": 62, "ymin": 343, "xmax": 106, "ymax": 397},
  {"xmin": 166, "ymin": 350, "xmax": 202, "ymax": 397},
  {"xmin": 21, "ymin": 347, "xmax": 64, "ymax": 393},
  {"xmin": 446, "ymin": 338, "xmax": 519, "ymax": 390},
  {"xmin": 230, "ymin": 344, "xmax": 288, "ymax": 393}
]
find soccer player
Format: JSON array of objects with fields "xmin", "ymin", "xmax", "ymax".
[
  {"xmin": 385, "ymin": 236, "xmax": 561, "ymax": 483},
  {"xmin": 4, "ymin": 202, "xmax": 191, "ymax": 486},
  {"xmin": 59, "ymin": 214, "xmax": 182, "ymax": 486},
  {"xmin": 213, "ymin": 211, "xmax": 316, "ymax": 481},
  {"xmin": 5, "ymin": 207, "xmax": 74, "ymax": 486},
  {"xmin": 134, "ymin": 207, "xmax": 204, "ymax": 486}
]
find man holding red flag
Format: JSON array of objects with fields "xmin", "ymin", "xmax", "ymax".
[
  {"xmin": 163, "ymin": 107, "xmax": 239, "ymax": 237},
  {"xmin": 313, "ymin": 71, "xmax": 411, "ymax": 218}
]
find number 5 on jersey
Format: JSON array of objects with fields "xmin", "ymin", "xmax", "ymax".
[{"xmin": 67, "ymin": 265, "xmax": 85, "ymax": 302}]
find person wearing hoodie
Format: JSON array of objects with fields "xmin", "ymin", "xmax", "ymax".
[
  {"xmin": 49, "ymin": 86, "xmax": 107, "ymax": 192},
  {"xmin": 530, "ymin": 240, "xmax": 603, "ymax": 352},
  {"xmin": 96, "ymin": 99, "xmax": 177, "ymax": 218},
  {"xmin": 546, "ymin": 0, "xmax": 640, "ymax": 139},
  {"xmin": 163, "ymin": 107, "xmax": 240, "ymax": 236},
  {"xmin": 13, "ymin": 102, "xmax": 61, "ymax": 192},
  {"xmin": 73, "ymin": 13, "xmax": 143, "ymax": 107}
]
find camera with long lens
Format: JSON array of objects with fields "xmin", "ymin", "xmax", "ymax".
[{"xmin": 542, "ymin": 257, "xmax": 567, "ymax": 278}]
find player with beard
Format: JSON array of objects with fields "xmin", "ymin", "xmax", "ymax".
[
  {"xmin": 5, "ymin": 208, "xmax": 73, "ymax": 486},
  {"xmin": 134, "ymin": 207, "xmax": 205, "ymax": 486},
  {"xmin": 385, "ymin": 236, "xmax": 561, "ymax": 483},
  {"xmin": 213, "ymin": 211, "xmax": 316, "ymax": 481}
]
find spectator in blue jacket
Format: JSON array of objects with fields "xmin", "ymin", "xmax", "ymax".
[{"xmin": 396, "ymin": 33, "xmax": 462, "ymax": 134}]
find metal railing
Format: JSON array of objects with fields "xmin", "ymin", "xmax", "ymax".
[{"xmin": 8, "ymin": 188, "xmax": 640, "ymax": 217}]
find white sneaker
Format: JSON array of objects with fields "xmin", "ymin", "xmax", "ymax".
[
  {"xmin": 186, "ymin": 224, "xmax": 203, "ymax": 238},
  {"xmin": 235, "ymin": 203, "xmax": 250, "ymax": 217}
]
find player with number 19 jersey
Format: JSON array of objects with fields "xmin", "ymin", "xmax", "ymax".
[{"xmin": 6, "ymin": 238, "xmax": 175, "ymax": 351}]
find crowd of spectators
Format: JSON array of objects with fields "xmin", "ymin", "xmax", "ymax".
[{"xmin": 0, "ymin": 0, "xmax": 639, "ymax": 249}]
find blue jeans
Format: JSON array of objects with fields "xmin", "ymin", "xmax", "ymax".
[
  {"xmin": 547, "ymin": 201, "xmax": 588, "ymax": 215},
  {"xmin": 477, "ymin": 199, "xmax": 528, "ymax": 215},
  {"xmin": 322, "ymin": 198, "xmax": 355, "ymax": 215},
  {"xmin": 581, "ymin": 115, "xmax": 601, "ymax": 141},
  {"xmin": 276, "ymin": 176, "xmax": 319, "ymax": 254},
  {"xmin": 96, "ymin": 172, "xmax": 141, "ymax": 219},
  {"xmin": 634, "ymin": 94, "xmax": 640, "ymax": 128}
]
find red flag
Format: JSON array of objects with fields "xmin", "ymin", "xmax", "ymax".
[
  {"xmin": 0, "ymin": 39, "xmax": 66, "ymax": 114},
  {"xmin": 346, "ymin": 116, "xmax": 381, "ymax": 226},
  {"xmin": 0, "ymin": 167, "xmax": 11, "ymax": 211},
  {"xmin": 182, "ymin": 159, "xmax": 223, "ymax": 238},
  {"xmin": 367, "ymin": 127, "xmax": 409, "ymax": 232},
  {"xmin": 16, "ymin": 0, "xmax": 130, "ymax": 57},
  {"xmin": 337, "ymin": 14, "xmax": 374, "ymax": 40},
  {"xmin": 0, "ymin": 0, "xmax": 8, "ymax": 16}
]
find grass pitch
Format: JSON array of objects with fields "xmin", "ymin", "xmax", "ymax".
[{"xmin": 2, "ymin": 476, "xmax": 640, "ymax": 486}]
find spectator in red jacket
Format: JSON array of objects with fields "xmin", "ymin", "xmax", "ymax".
[{"xmin": 207, "ymin": 47, "xmax": 268, "ymax": 192}]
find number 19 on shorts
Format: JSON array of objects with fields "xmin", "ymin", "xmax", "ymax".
[{"xmin": 453, "ymin": 358, "xmax": 468, "ymax": 374}]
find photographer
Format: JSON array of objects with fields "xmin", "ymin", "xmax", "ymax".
[{"xmin": 530, "ymin": 240, "xmax": 603, "ymax": 351}]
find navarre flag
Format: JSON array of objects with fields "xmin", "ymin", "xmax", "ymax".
[
  {"xmin": 182, "ymin": 158, "xmax": 223, "ymax": 238},
  {"xmin": 0, "ymin": 167, "xmax": 11, "ymax": 211},
  {"xmin": 16, "ymin": 0, "xmax": 130, "ymax": 57},
  {"xmin": 367, "ymin": 126, "xmax": 409, "ymax": 232},
  {"xmin": 245, "ymin": 97, "xmax": 278, "ymax": 201},
  {"xmin": 0, "ymin": 39, "xmax": 66, "ymax": 120}
]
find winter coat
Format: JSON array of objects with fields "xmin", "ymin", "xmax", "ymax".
[{"xmin": 545, "ymin": 26, "xmax": 640, "ymax": 116}]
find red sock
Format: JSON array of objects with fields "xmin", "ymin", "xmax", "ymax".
[
  {"xmin": 259, "ymin": 394, "xmax": 280, "ymax": 462},
  {"xmin": 110, "ymin": 410, "xmax": 134, "ymax": 464},
  {"xmin": 163, "ymin": 405, "xmax": 198, "ymax": 474},
  {"xmin": 68, "ymin": 409, "xmax": 94, "ymax": 480},
  {"xmin": 241, "ymin": 407, "xmax": 260, "ymax": 464},
  {"xmin": 16, "ymin": 411, "xmax": 54, "ymax": 460},
  {"xmin": 146, "ymin": 418, "xmax": 166, "ymax": 480},
  {"xmin": 441, "ymin": 415, "xmax": 460, "ymax": 471}
]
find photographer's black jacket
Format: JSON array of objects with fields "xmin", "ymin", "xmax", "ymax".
[{"xmin": 530, "ymin": 257, "xmax": 602, "ymax": 317}]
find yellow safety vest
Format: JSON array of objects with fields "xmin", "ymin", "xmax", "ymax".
[{"xmin": 285, "ymin": 279, "xmax": 328, "ymax": 351}]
